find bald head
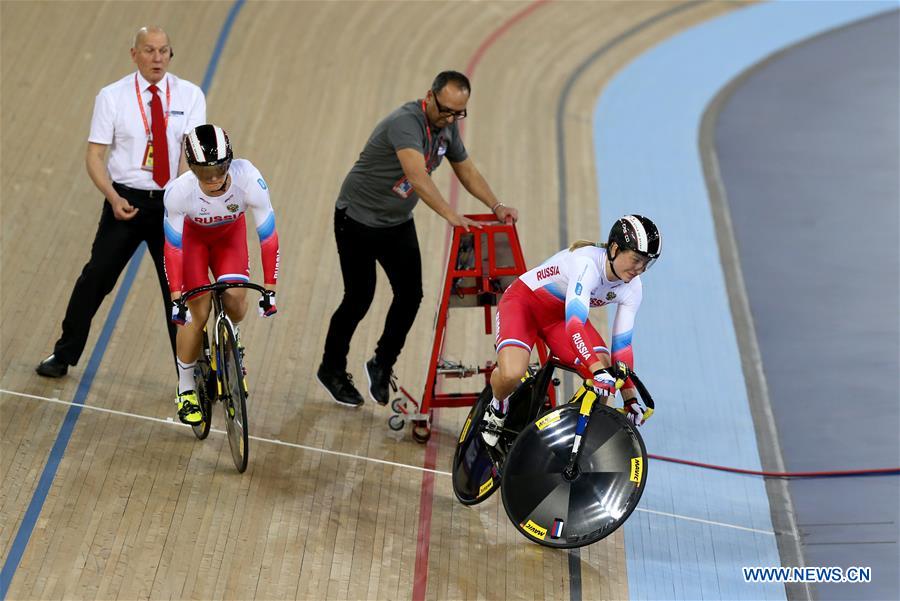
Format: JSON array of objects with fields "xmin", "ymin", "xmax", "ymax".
[
  {"xmin": 130, "ymin": 26, "xmax": 172, "ymax": 84},
  {"xmin": 133, "ymin": 26, "xmax": 170, "ymax": 49}
]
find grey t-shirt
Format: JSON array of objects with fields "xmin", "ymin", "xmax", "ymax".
[{"xmin": 336, "ymin": 100, "xmax": 468, "ymax": 227}]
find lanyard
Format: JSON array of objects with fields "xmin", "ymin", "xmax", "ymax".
[
  {"xmin": 420, "ymin": 99, "xmax": 440, "ymax": 173},
  {"xmin": 135, "ymin": 73, "xmax": 170, "ymax": 140}
]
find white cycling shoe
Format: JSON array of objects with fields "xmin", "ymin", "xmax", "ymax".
[{"xmin": 481, "ymin": 406, "xmax": 507, "ymax": 447}]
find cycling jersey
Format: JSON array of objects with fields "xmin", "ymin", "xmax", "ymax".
[
  {"xmin": 499, "ymin": 245, "xmax": 641, "ymax": 378},
  {"xmin": 163, "ymin": 159, "xmax": 279, "ymax": 293}
]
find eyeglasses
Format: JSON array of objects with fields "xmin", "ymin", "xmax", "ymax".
[{"xmin": 431, "ymin": 91, "xmax": 467, "ymax": 120}]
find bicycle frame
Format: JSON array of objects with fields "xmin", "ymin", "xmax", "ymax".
[
  {"xmin": 499, "ymin": 362, "xmax": 566, "ymax": 442},
  {"xmin": 180, "ymin": 281, "xmax": 268, "ymax": 473},
  {"xmin": 182, "ymin": 283, "xmax": 261, "ymax": 391},
  {"xmin": 452, "ymin": 350, "xmax": 657, "ymax": 544},
  {"xmin": 489, "ymin": 357, "xmax": 654, "ymax": 464}
]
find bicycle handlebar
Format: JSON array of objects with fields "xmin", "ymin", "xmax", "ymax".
[
  {"xmin": 612, "ymin": 367, "xmax": 655, "ymax": 411},
  {"xmin": 546, "ymin": 359, "xmax": 655, "ymax": 410},
  {"xmin": 180, "ymin": 281, "xmax": 270, "ymax": 303}
]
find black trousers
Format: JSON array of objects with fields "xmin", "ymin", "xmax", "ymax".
[
  {"xmin": 53, "ymin": 184, "xmax": 176, "ymax": 366},
  {"xmin": 322, "ymin": 208, "xmax": 424, "ymax": 372}
]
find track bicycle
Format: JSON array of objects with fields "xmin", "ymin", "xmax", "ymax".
[
  {"xmin": 180, "ymin": 281, "xmax": 270, "ymax": 473},
  {"xmin": 452, "ymin": 360, "xmax": 655, "ymax": 548}
]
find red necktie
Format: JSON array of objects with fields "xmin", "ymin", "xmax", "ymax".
[{"xmin": 148, "ymin": 84, "xmax": 170, "ymax": 187}]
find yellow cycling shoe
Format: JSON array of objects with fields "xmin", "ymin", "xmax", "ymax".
[{"xmin": 176, "ymin": 390, "xmax": 203, "ymax": 425}]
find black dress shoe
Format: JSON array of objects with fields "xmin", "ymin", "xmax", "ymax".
[
  {"xmin": 316, "ymin": 364, "xmax": 364, "ymax": 407},
  {"xmin": 36, "ymin": 354, "xmax": 68, "ymax": 378}
]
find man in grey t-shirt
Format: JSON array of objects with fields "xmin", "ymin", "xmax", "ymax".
[
  {"xmin": 318, "ymin": 71, "xmax": 518, "ymax": 407},
  {"xmin": 336, "ymin": 96, "xmax": 468, "ymax": 227}
]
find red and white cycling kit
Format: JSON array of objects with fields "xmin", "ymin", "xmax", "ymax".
[
  {"xmin": 496, "ymin": 245, "xmax": 641, "ymax": 387},
  {"xmin": 163, "ymin": 159, "xmax": 279, "ymax": 293}
]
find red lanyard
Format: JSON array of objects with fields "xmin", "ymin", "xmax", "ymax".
[
  {"xmin": 135, "ymin": 73, "xmax": 170, "ymax": 140},
  {"xmin": 420, "ymin": 99, "xmax": 438, "ymax": 173}
]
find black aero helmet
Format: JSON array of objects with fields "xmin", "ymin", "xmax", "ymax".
[
  {"xmin": 185, "ymin": 124, "xmax": 232, "ymax": 167},
  {"xmin": 607, "ymin": 214, "xmax": 662, "ymax": 269}
]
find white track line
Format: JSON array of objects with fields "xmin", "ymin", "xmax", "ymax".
[
  {"xmin": 2, "ymin": 387, "xmax": 777, "ymax": 535},
  {"xmin": 635, "ymin": 507, "xmax": 775, "ymax": 535},
  {"xmin": 1, "ymin": 388, "xmax": 451, "ymax": 475}
]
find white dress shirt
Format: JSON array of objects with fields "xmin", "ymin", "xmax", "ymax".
[{"xmin": 88, "ymin": 71, "xmax": 206, "ymax": 190}]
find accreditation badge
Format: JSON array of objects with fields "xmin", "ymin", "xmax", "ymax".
[
  {"xmin": 392, "ymin": 176, "xmax": 413, "ymax": 199},
  {"xmin": 141, "ymin": 140, "xmax": 155, "ymax": 172}
]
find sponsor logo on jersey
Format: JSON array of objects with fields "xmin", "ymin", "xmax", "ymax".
[
  {"xmin": 522, "ymin": 520, "xmax": 547, "ymax": 540},
  {"xmin": 536, "ymin": 265, "xmax": 560, "ymax": 280},
  {"xmin": 575, "ymin": 283, "xmax": 583, "ymax": 295},
  {"xmin": 630, "ymin": 457, "xmax": 643, "ymax": 483},
  {"xmin": 572, "ymin": 332, "xmax": 591, "ymax": 360},
  {"xmin": 257, "ymin": 178, "xmax": 268, "ymax": 190},
  {"xmin": 226, "ymin": 203, "xmax": 239, "ymax": 213}
]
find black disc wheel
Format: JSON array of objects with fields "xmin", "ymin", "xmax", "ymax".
[
  {"xmin": 501, "ymin": 404, "xmax": 647, "ymax": 548},
  {"xmin": 219, "ymin": 320, "xmax": 249, "ymax": 472},
  {"xmin": 190, "ymin": 356, "xmax": 213, "ymax": 440},
  {"xmin": 451, "ymin": 386, "xmax": 501, "ymax": 505}
]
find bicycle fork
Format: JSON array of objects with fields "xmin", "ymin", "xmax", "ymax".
[
  {"xmin": 212, "ymin": 312, "xmax": 228, "ymax": 398},
  {"xmin": 563, "ymin": 386, "xmax": 598, "ymax": 480},
  {"xmin": 564, "ymin": 367, "xmax": 629, "ymax": 479}
]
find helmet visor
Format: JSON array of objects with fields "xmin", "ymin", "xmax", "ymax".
[
  {"xmin": 617, "ymin": 248, "xmax": 656, "ymax": 272},
  {"xmin": 633, "ymin": 251, "xmax": 658, "ymax": 271},
  {"xmin": 190, "ymin": 161, "xmax": 230, "ymax": 182}
]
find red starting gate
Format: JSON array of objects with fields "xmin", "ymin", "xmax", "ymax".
[{"xmin": 387, "ymin": 214, "xmax": 554, "ymax": 442}]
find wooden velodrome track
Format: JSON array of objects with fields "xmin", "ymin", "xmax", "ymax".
[{"xmin": 1, "ymin": 2, "xmax": 736, "ymax": 599}]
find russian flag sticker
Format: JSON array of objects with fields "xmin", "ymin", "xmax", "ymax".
[{"xmin": 551, "ymin": 519, "xmax": 565, "ymax": 539}]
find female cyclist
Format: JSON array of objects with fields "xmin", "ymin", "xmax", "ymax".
[{"xmin": 482, "ymin": 215, "xmax": 661, "ymax": 445}]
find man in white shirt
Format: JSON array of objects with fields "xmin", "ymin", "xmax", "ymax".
[{"xmin": 36, "ymin": 26, "xmax": 206, "ymax": 377}]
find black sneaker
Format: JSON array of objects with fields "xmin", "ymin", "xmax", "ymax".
[
  {"xmin": 364, "ymin": 356, "xmax": 396, "ymax": 406},
  {"xmin": 36, "ymin": 354, "xmax": 68, "ymax": 378},
  {"xmin": 316, "ymin": 364, "xmax": 364, "ymax": 407}
]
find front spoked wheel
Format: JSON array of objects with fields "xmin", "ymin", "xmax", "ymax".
[
  {"xmin": 191, "ymin": 333, "xmax": 214, "ymax": 440},
  {"xmin": 219, "ymin": 319, "xmax": 249, "ymax": 472},
  {"xmin": 501, "ymin": 404, "xmax": 647, "ymax": 548}
]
